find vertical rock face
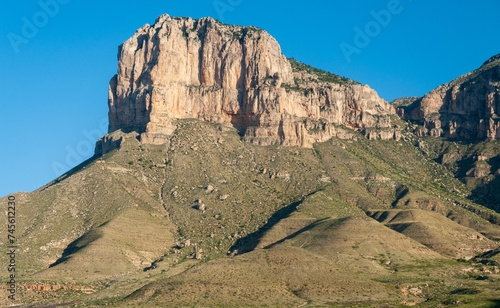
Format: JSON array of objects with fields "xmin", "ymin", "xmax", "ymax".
[
  {"xmin": 108, "ymin": 14, "xmax": 396, "ymax": 147},
  {"xmin": 398, "ymin": 54, "xmax": 500, "ymax": 139}
]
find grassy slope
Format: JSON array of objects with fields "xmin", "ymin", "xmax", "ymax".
[
  {"xmin": 369, "ymin": 209, "xmax": 497, "ymax": 258},
  {"xmin": 288, "ymin": 58, "xmax": 360, "ymax": 86},
  {"xmin": 423, "ymin": 137, "xmax": 500, "ymax": 213},
  {"xmin": 1, "ymin": 119, "xmax": 499, "ymax": 307}
]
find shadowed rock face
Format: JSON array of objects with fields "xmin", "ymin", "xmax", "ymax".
[
  {"xmin": 107, "ymin": 14, "xmax": 395, "ymax": 148},
  {"xmin": 399, "ymin": 54, "xmax": 500, "ymax": 140}
]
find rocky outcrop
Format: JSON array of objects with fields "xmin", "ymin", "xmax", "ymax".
[
  {"xmin": 107, "ymin": 14, "xmax": 396, "ymax": 148},
  {"xmin": 20, "ymin": 283, "xmax": 95, "ymax": 293},
  {"xmin": 398, "ymin": 54, "xmax": 500, "ymax": 140},
  {"xmin": 94, "ymin": 130, "xmax": 129, "ymax": 156}
]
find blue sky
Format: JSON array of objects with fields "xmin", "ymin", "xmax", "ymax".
[{"xmin": 1, "ymin": 0, "xmax": 499, "ymax": 197}]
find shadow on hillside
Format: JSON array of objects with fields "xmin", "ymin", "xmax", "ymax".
[
  {"xmin": 228, "ymin": 192, "xmax": 316, "ymax": 255},
  {"xmin": 470, "ymin": 177, "xmax": 500, "ymax": 214},
  {"xmin": 49, "ymin": 229, "xmax": 104, "ymax": 268},
  {"xmin": 454, "ymin": 156, "xmax": 475, "ymax": 178},
  {"xmin": 449, "ymin": 153, "xmax": 500, "ymax": 214},
  {"xmin": 485, "ymin": 300, "xmax": 500, "ymax": 308},
  {"xmin": 263, "ymin": 217, "xmax": 330, "ymax": 250}
]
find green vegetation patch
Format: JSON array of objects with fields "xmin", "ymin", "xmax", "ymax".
[{"xmin": 288, "ymin": 58, "xmax": 360, "ymax": 85}]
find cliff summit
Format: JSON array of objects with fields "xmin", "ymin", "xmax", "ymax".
[
  {"xmin": 398, "ymin": 53, "xmax": 500, "ymax": 139},
  {"xmin": 107, "ymin": 14, "xmax": 396, "ymax": 148}
]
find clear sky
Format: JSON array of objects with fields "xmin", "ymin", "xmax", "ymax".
[{"xmin": 1, "ymin": 0, "xmax": 499, "ymax": 197}]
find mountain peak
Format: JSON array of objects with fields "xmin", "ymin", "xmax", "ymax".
[
  {"xmin": 106, "ymin": 14, "xmax": 396, "ymax": 151},
  {"xmin": 396, "ymin": 52, "xmax": 500, "ymax": 139},
  {"xmin": 482, "ymin": 53, "xmax": 500, "ymax": 67}
]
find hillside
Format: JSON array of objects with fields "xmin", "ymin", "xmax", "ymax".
[{"xmin": 2, "ymin": 119, "xmax": 500, "ymax": 306}]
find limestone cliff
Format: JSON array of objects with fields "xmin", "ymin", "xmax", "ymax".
[
  {"xmin": 107, "ymin": 14, "xmax": 396, "ymax": 148},
  {"xmin": 398, "ymin": 54, "xmax": 500, "ymax": 139}
]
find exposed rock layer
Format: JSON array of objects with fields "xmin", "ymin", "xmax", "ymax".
[
  {"xmin": 108, "ymin": 14, "xmax": 396, "ymax": 148},
  {"xmin": 398, "ymin": 54, "xmax": 500, "ymax": 139}
]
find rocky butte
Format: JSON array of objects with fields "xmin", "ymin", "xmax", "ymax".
[{"xmin": 103, "ymin": 14, "xmax": 397, "ymax": 151}]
